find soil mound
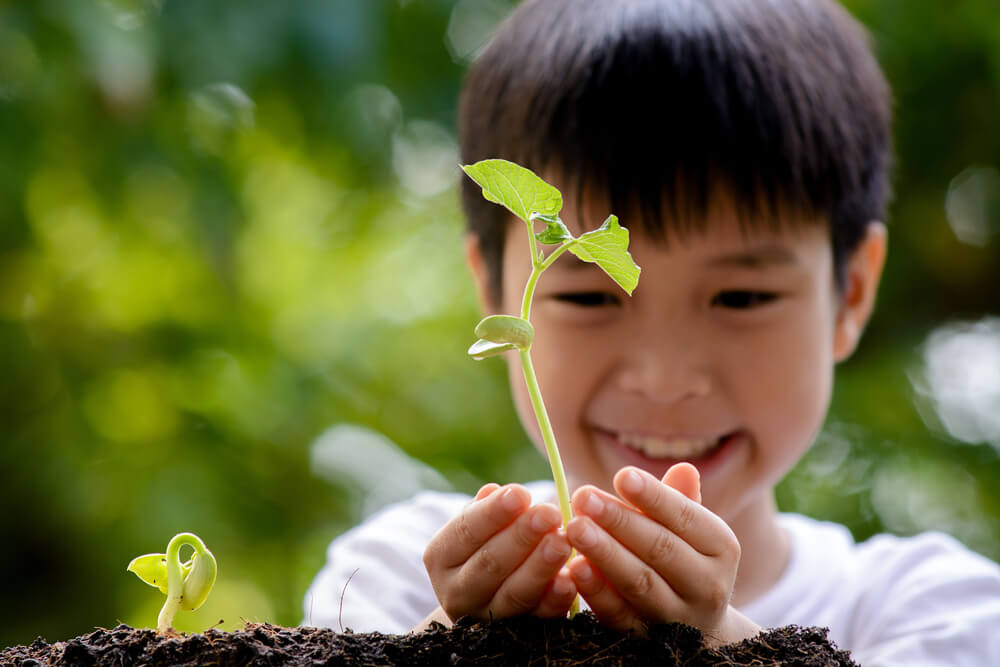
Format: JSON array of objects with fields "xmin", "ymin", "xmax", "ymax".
[{"xmin": 1, "ymin": 613, "xmax": 857, "ymax": 666}]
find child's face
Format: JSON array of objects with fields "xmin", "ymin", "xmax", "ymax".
[{"xmin": 468, "ymin": 193, "xmax": 884, "ymax": 525}]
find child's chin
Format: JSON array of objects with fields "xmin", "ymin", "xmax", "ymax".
[{"xmin": 597, "ymin": 429, "xmax": 743, "ymax": 481}]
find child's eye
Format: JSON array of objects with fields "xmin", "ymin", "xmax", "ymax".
[
  {"xmin": 711, "ymin": 290, "xmax": 779, "ymax": 309},
  {"xmin": 553, "ymin": 291, "xmax": 620, "ymax": 307}
]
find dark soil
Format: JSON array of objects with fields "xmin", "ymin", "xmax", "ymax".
[{"xmin": 2, "ymin": 613, "xmax": 857, "ymax": 666}]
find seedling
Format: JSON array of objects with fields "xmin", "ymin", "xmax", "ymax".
[
  {"xmin": 463, "ymin": 159, "xmax": 640, "ymax": 613},
  {"xmin": 127, "ymin": 532, "xmax": 218, "ymax": 633}
]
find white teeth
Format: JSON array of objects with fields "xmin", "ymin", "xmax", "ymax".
[{"xmin": 617, "ymin": 433, "xmax": 720, "ymax": 459}]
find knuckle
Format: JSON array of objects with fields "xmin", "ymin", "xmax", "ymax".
[
  {"xmin": 675, "ymin": 499, "xmax": 698, "ymax": 535},
  {"xmin": 647, "ymin": 530, "xmax": 677, "ymax": 565},
  {"xmin": 454, "ymin": 509, "xmax": 478, "ymax": 549},
  {"xmin": 423, "ymin": 538, "xmax": 450, "ymax": 575},
  {"xmin": 622, "ymin": 566, "xmax": 657, "ymax": 599},
  {"xmin": 643, "ymin": 484, "xmax": 666, "ymax": 514},
  {"xmin": 515, "ymin": 515, "xmax": 541, "ymax": 549},
  {"xmin": 422, "ymin": 548, "xmax": 437, "ymax": 573},
  {"xmin": 475, "ymin": 546, "xmax": 503, "ymax": 578},
  {"xmin": 498, "ymin": 585, "xmax": 536, "ymax": 614},
  {"xmin": 605, "ymin": 502, "xmax": 631, "ymax": 533},
  {"xmin": 716, "ymin": 529, "xmax": 741, "ymax": 563},
  {"xmin": 724, "ymin": 536, "xmax": 742, "ymax": 563},
  {"xmin": 705, "ymin": 580, "xmax": 731, "ymax": 612}
]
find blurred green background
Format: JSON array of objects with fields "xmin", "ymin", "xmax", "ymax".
[{"xmin": 2, "ymin": 0, "xmax": 999, "ymax": 648}]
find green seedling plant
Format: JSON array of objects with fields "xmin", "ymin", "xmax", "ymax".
[
  {"xmin": 463, "ymin": 159, "xmax": 640, "ymax": 615},
  {"xmin": 127, "ymin": 532, "xmax": 218, "ymax": 633}
]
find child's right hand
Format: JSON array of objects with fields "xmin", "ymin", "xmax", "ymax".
[{"xmin": 422, "ymin": 483, "xmax": 576, "ymax": 624}]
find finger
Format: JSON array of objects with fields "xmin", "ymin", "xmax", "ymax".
[
  {"xmin": 661, "ymin": 463, "xmax": 701, "ymax": 503},
  {"xmin": 567, "ymin": 556, "xmax": 643, "ymax": 634},
  {"xmin": 572, "ymin": 486, "xmax": 713, "ymax": 601},
  {"xmin": 566, "ymin": 514, "xmax": 683, "ymax": 622},
  {"xmin": 451, "ymin": 502, "xmax": 563, "ymax": 609},
  {"xmin": 532, "ymin": 568, "xmax": 577, "ymax": 618},
  {"xmin": 433, "ymin": 484, "xmax": 532, "ymax": 569},
  {"xmin": 475, "ymin": 482, "xmax": 501, "ymax": 501},
  {"xmin": 490, "ymin": 531, "xmax": 573, "ymax": 616},
  {"xmin": 614, "ymin": 467, "xmax": 733, "ymax": 556}
]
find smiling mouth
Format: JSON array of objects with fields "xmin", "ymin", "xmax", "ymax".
[{"xmin": 614, "ymin": 432, "xmax": 727, "ymax": 459}]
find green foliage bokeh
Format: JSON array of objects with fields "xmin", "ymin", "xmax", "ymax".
[{"xmin": 1, "ymin": 0, "xmax": 998, "ymax": 647}]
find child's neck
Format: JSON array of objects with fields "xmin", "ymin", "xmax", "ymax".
[{"xmin": 727, "ymin": 492, "xmax": 790, "ymax": 609}]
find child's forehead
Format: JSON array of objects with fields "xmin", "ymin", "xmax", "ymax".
[
  {"xmin": 554, "ymin": 181, "xmax": 829, "ymax": 247},
  {"xmin": 504, "ymin": 199, "xmax": 830, "ymax": 277}
]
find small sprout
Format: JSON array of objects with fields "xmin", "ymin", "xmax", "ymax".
[
  {"xmin": 128, "ymin": 532, "xmax": 217, "ymax": 633},
  {"xmin": 462, "ymin": 159, "xmax": 640, "ymax": 616}
]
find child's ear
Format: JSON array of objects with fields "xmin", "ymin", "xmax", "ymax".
[
  {"xmin": 464, "ymin": 234, "xmax": 497, "ymax": 315},
  {"xmin": 833, "ymin": 222, "xmax": 888, "ymax": 362}
]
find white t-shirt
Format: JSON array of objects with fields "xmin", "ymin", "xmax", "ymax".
[{"xmin": 303, "ymin": 483, "xmax": 1000, "ymax": 666}]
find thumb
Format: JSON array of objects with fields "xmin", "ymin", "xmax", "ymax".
[{"xmin": 661, "ymin": 462, "xmax": 701, "ymax": 504}]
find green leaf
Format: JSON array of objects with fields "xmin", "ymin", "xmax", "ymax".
[
  {"xmin": 567, "ymin": 215, "xmax": 641, "ymax": 295},
  {"xmin": 468, "ymin": 339, "xmax": 517, "ymax": 360},
  {"xmin": 531, "ymin": 213, "xmax": 573, "ymax": 245},
  {"xmin": 127, "ymin": 553, "xmax": 170, "ymax": 595},
  {"xmin": 462, "ymin": 159, "xmax": 562, "ymax": 223},
  {"xmin": 127, "ymin": 553, "xmax": 194, "ymax": 596}
]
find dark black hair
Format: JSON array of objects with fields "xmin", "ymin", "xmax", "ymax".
[{"xmin": 458, "ymin": 0, "xmax": 892, "ymax": 302}]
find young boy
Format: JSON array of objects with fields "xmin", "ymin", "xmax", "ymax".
[{"xmin": 306, "ymin": 0, "xmax": 1000, "ymax": 661}]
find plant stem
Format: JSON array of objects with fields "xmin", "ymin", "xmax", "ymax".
[
  {"xmin": 539, "ymin": 240, "xmax": 575, "ymax": 272},
  {"xmin": 519, "ymin": 348, "xmax": 579, "ymax": 617},
  {"xmin": 157, "ymin": 532, "xmax": 210, "ymax": 633},
  {"xmin": 519, "ymin": 251, "xmax": 580, "ymax": 616},
  {"xmin": 518, "ymin": 348, "xmax": 572, "ymax": 528},
  {"xmin": 158, "ymin": 534, "xmax": 189, "ymax": 633}
]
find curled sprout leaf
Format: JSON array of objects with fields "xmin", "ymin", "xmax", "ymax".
[
  {"xmin": 531, "ymin": 213, "xmax": 572, "ymax": 245},
  {"xmin": 462, "ymin": 159, "xmax": 642, "ymax": 618},
  {"xmin": 474, "ymin": 315, "xmax": 534, "ymax": 346},
  {"xmin": 127, "ymin": 532, "xmax": 217, "ymax": 633},
  {"xmin": 566, "ymin": 215, "xmax": 640, "ymax": 295},
  {"xmin": 469, "ymin": 315, "xmax": 535, "ymax": 360}
]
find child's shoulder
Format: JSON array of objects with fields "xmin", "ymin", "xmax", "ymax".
[
  {"xmin": 778, "ymin": 512, "xmax": 997, "ymax": 581},
  {"xmin": 746, "ymin": 513, "xmax": 1000, "ymax": 663}
]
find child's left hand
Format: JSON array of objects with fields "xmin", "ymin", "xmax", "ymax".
[{"xmin": 565, "ymin": 464, "xmax": 761, "ymax": 646}]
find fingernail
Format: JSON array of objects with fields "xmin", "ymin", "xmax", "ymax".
[
  {"xmin": 552, "ymin": 576, "xmax": 573, "ymax": 596},
  {"xmin": 531, "ymin": 510, "xmax": 557, "ymax": 533},
  {"xmin": 582, "ymin": 492, "xmax": 604, "ymax": 517},
  {"xmin": 574, "ymin": 520, "xmax": 598, "ymax": 549},
  {"xmin": 542, "ymin": 539, "xmax": 565, "ymax": 564},
  {"xmin": 501, "ymin": 487, "xmax": 523, "ymax": 511},
  {"xmin": 622, "ymin": 469, "xmax": 644, "ymax": 495}
]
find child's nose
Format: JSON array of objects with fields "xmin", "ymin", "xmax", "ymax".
[{"xmin": 615, "ymin": 326, "xmax": 713, "ymax": 404}]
